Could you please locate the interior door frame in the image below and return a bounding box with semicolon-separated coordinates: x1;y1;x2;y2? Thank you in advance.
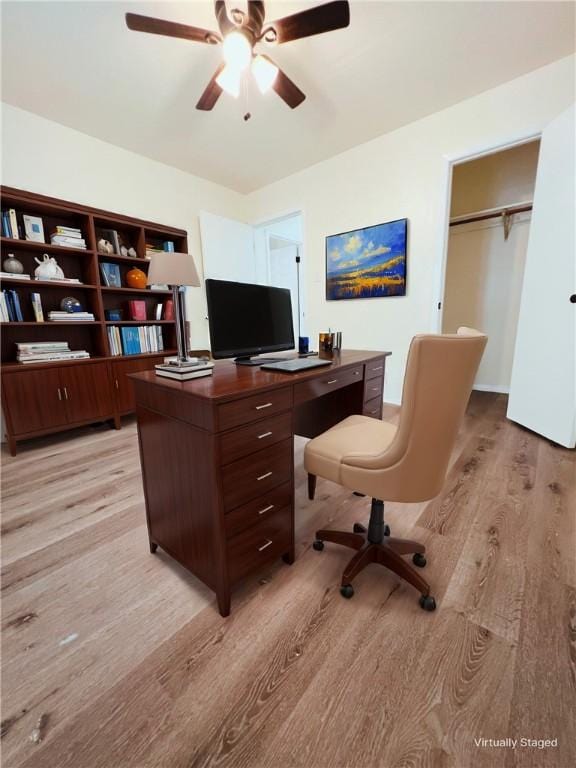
431;130;542;333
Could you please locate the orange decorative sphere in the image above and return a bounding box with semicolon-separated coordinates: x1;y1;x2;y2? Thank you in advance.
126;267;147;289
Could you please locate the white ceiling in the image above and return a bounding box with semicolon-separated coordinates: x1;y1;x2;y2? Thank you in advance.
2;1;574;193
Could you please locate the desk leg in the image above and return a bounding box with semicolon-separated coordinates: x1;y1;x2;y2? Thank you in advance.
217;587;231;618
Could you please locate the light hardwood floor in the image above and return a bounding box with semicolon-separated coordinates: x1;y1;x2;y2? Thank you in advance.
1;393;574;768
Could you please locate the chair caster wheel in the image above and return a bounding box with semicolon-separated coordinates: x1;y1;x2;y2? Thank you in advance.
313;539;324;551
353;523;366;534
412;553;426;568
419;595;436;611
384;524;391;536
340;584;354;599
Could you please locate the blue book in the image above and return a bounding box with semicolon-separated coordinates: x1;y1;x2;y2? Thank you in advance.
100;262;121;288
133;327;141;354
163;241;175;252
2;212;11;238
3;290;15;321
120;327;129;355
10;290;23;321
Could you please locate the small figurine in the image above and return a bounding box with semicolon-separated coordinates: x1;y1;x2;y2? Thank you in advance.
127;247;137;258
97;238;114;255
120;245;128;257
34;254;65;280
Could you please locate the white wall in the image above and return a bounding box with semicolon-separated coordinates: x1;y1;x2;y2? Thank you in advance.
1;104;248;349
245;55;575;404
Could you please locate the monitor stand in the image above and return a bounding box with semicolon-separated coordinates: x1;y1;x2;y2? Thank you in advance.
234;356;288;366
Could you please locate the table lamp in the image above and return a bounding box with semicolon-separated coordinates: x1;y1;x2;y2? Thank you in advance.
146;252;201;366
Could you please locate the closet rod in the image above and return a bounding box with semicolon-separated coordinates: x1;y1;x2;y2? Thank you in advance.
450;202;533;228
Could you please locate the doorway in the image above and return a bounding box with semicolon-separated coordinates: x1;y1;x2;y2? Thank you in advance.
254;212;305;343
441;141;540;393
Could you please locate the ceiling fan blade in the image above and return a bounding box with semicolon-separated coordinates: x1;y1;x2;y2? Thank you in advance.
266;1;350;44
264;58;306;109
126;13;220;44
196;64;225;111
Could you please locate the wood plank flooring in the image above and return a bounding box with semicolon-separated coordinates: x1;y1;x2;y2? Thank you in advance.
1;393;574;768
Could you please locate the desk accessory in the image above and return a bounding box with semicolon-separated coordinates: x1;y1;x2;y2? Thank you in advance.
3;254;24;274
147;251;201;372
126;266;147;289
34;254;64;280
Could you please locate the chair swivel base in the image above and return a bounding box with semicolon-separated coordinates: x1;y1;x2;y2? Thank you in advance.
313;527;436;611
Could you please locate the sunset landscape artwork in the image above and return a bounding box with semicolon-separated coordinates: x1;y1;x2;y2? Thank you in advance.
326;219;407;300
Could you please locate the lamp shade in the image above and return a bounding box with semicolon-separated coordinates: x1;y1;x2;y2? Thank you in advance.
146;252;201;287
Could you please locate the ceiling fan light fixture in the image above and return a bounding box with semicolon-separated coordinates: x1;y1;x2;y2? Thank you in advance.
216;63;243;98
222;30;252;71
252;55;278;94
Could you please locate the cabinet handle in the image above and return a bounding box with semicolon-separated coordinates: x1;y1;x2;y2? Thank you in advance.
258;504;274;515
258;539;273;552
57;388;62;401
371;365;383;372
371;386;380;392
257;431;273;439
327;379;338;385
114;379;119;390
63;387;69;400
353;371;360;375
257;471;273;481
255;402;272;410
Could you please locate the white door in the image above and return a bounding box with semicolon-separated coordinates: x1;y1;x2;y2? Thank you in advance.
507;105;576;448
199;212;255;282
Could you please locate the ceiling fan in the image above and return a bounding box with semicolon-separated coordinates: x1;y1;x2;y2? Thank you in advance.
126;1;350;112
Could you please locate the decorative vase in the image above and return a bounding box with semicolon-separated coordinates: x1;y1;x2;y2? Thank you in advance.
34;254;65;280
3;253;24;274
126;266;147;289
60;297;83;313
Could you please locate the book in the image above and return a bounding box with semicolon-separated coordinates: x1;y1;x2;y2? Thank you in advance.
8;209;19;239
163;241;175;252
17;341;69;351
51;226;82;236
128;300;146;321
1;272;31;280
50;235;86;248
159;358;213;373
17;351;90;364
100;262;121;287
9;290;23;321
23;214;45;243
154;303;163;320
2;212;11;238
31;293;44;322
34;276;81;284
0;292;10;322
163;300;174;321
154;367;213;381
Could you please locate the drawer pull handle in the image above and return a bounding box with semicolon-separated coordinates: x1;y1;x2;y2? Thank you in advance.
371;365;383;371
255;402;273;410
257;431;273;439
258;504;274;515
372;387;379;392
63;387;69;400
327;379;338;385
258;539;273;552
57;388;62;401
257;471;273;481
354;371;360;376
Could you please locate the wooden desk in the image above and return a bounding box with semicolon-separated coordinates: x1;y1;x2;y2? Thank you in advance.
131;349;391;616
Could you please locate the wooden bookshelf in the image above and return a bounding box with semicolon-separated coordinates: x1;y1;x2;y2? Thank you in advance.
1;186;190;454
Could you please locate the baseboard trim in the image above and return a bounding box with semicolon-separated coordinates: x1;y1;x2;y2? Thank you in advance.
473;384;510;394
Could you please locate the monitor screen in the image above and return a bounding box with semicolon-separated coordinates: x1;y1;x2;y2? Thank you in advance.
206;279;295;359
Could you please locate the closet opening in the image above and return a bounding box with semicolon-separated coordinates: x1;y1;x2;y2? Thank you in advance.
441;140;541;394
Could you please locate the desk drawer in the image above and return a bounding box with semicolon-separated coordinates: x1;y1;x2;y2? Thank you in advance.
219;412;292;465
225;481;292;538
363;396;383;419
217;387;292;431
365;359;386;381
364;375;384;403
294;365;363;405
228;505;292;583
222;439;292;511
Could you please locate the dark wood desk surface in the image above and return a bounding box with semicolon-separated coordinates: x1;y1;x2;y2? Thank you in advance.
131;349;391;616
131;349;391;403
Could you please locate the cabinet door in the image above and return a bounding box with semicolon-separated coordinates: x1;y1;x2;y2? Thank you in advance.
112;357;164;414
61;363;113;424
2;369;68;435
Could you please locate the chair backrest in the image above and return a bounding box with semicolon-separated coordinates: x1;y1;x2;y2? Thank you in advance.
344;328;487;502
391;327;487;499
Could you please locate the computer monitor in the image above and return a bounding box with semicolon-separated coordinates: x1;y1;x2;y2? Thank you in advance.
206;279;295;365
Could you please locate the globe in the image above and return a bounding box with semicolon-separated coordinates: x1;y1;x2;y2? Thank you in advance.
60;297;83;313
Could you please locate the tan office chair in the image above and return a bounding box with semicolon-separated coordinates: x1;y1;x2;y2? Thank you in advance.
305;327;487;611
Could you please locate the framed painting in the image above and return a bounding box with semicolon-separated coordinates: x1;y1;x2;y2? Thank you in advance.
326;218;407;300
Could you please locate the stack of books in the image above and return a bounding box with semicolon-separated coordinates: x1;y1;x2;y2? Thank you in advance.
0;271;30;280
108;325;165;356
155;358;214;381
50;226;87;249
16;342;90;364
48;310;95;322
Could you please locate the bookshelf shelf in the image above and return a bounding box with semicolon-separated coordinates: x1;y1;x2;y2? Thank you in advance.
105;320;175;325
1;237;94;257
1;186;189;454
100;286;171;295
0;278;98;289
